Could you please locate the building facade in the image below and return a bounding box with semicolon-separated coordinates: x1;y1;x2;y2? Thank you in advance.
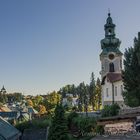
100;13;124;107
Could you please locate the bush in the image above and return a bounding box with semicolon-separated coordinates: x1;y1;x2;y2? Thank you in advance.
95;125;104;135
67;112;96;135
15;117;52;132
101;103;120;117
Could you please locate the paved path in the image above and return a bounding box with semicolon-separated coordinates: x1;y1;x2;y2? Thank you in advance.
91;135;140;140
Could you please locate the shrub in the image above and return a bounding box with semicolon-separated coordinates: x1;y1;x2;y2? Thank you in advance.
67;112;96;135
101;103;120;117
95;125;104;135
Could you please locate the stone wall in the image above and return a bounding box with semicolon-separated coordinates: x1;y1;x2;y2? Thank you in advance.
119;106;140;115
104;121;133;135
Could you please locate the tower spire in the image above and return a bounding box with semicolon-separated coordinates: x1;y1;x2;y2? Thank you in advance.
100;12;122;52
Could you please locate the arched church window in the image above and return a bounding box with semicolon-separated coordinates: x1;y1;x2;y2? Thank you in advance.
109;63;115;72
108;29;112;35
109;29;112;33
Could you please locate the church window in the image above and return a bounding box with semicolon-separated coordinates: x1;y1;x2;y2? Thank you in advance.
106;88;109;97
109;29;112;33
115;86;117;96
109;63;115;72
108;29;112;35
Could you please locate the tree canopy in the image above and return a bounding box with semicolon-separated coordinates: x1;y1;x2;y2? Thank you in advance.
123;32;140;107
48;104;69;140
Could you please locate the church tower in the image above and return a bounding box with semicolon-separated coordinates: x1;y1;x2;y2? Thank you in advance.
100;13;124;107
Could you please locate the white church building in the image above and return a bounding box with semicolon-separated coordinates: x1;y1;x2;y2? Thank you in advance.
100;13;124;107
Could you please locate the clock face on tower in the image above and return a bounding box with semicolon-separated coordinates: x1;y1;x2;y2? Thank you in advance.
108;53;115;60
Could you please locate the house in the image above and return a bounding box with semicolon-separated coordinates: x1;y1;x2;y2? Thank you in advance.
0;111;18;120
62;94;78;107
0;105;11;112
0;117;21;140
17;112;30;122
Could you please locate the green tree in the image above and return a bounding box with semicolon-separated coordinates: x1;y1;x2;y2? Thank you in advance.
83;84;89;115
48;104;69;140
27;99;33;107
123;32;140;107
59;84;77;98
77;82;85;112
95;78;102;110
0;92;5;103
7;93;23;103
89;72;96;110
47;91;61;106
101;103;120;117
32;95;43;106
39;105;47;115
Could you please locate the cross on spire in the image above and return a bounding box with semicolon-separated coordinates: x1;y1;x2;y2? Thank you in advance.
108;8;111;16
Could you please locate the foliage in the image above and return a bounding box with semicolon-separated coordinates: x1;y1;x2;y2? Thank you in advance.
89;72;96;110
101;103;120;117
0;93;7;103
27;99;34;107
58;73;101;113
95;78;102;110
39;105;47;115
32;95;43;106
67;112;79;127
73;117;96;134
123;32;140;107
77;82;89;112
46;91;61;107
95;125;104;135
48;104;70;140
67;112;96;136
59;84;77;98
16;117;52;132
0;92;23;104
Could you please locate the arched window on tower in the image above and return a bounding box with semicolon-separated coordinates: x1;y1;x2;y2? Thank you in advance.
109;63;115;72
108;29;112;35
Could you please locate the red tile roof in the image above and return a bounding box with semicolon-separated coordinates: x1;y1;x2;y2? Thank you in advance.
101;72;122;85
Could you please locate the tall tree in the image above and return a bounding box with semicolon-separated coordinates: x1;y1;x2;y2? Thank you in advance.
123;32;140;107
48;104;69;140
89;72;96;110
95;78;102;110
77;82;86;112
83;84;89;115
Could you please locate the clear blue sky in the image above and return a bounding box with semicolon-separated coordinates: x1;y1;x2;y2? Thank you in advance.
0;0;140;95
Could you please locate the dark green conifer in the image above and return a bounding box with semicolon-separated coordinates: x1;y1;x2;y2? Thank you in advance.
89;72;96;110
123;32;140;107
48;104;69;140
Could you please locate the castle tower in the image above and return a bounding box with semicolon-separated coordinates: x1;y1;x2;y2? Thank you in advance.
100;13;124;107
